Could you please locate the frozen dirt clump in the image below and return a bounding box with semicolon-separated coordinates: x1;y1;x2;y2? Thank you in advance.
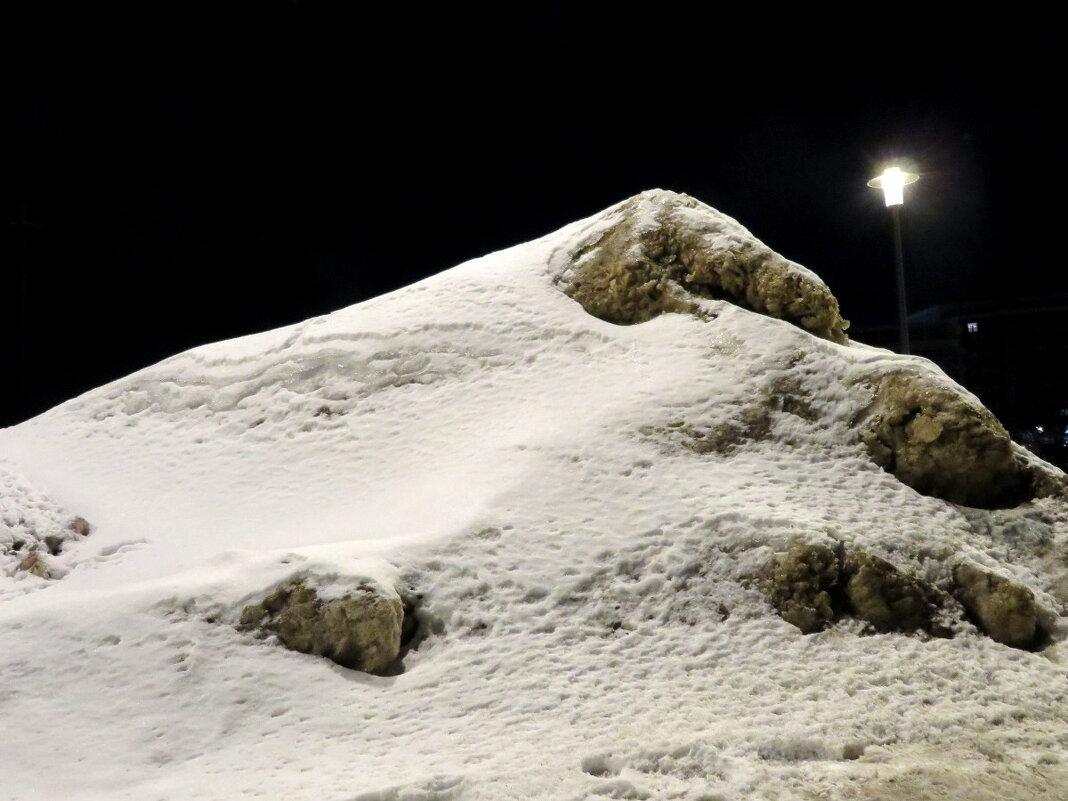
769;545;952;637
841;551;951;637
853;368;1046;508
240;580;404;674
769;544;1047;648
16;548;52;578
558;189;849;343
952;563;1038;649
768;544;840;634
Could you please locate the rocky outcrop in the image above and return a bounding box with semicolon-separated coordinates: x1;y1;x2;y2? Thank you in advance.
240;581;404;674
854;369;1039;508
952;563;1037;649
559;190;849;343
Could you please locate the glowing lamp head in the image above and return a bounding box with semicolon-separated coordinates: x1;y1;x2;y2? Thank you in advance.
868;166;919;206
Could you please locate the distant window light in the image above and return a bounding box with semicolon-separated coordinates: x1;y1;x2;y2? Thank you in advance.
966;322;979;333
1061;409;1068;417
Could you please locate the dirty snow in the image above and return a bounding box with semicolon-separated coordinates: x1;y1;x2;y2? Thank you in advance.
1;190;1067;800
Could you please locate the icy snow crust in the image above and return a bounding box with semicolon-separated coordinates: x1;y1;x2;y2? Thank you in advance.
2;190;1068;799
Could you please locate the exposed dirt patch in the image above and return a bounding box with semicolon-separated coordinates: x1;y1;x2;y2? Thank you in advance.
559;191;849;343
765;543;1046;649
853;369;1048;508
240;581;404;674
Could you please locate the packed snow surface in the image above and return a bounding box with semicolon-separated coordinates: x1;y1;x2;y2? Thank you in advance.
2;190;1068;800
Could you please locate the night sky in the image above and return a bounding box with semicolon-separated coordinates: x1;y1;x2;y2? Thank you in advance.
3;5;1063;426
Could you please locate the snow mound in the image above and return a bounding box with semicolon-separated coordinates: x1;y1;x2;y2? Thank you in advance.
1;190;1067;800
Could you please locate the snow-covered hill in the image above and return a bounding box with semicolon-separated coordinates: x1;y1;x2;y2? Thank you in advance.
2;190;1067;800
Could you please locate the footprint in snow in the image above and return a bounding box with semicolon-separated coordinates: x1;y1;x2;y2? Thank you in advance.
91;539;149;565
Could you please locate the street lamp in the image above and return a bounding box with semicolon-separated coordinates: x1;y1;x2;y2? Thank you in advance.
868;166;919;354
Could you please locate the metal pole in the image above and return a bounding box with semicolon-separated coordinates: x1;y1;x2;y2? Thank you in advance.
891;204;910;354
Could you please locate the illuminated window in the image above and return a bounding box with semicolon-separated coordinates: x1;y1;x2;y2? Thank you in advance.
966;322;978;333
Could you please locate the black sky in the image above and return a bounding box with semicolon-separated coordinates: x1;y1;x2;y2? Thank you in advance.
3;5;1063;426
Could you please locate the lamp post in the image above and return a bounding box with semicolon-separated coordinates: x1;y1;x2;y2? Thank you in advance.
868;166;919;354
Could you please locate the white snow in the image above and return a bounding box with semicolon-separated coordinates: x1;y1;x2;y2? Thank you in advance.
1;190;1067;800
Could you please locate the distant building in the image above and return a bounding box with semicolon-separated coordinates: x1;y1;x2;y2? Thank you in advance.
851;295;1068;470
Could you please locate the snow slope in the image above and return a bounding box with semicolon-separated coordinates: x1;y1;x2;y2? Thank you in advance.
2;190;1067;800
